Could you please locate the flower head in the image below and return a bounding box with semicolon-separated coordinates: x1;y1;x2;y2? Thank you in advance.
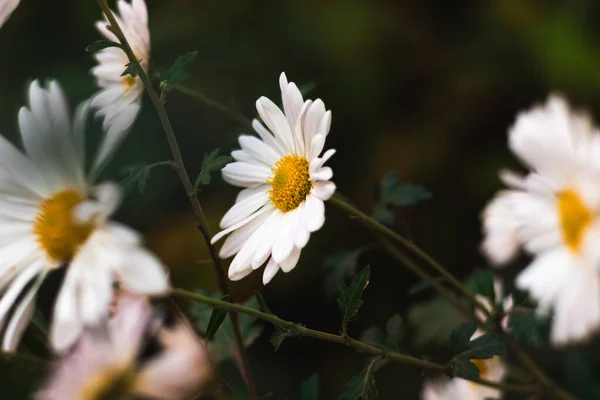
0;80;169;353
38;293;213;400
481;95;600;345
212;72;336;284
0;0;19;28
91;0;150;167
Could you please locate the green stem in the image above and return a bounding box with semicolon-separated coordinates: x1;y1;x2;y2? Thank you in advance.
96;2;258;399
329;195;491;318
172;84;253;129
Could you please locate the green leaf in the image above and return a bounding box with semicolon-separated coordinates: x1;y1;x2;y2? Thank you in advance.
408;295;464;346
373;172;431;226
121;62;138;78
448;322;508;380
299;374;319;400
86;39;122;52
508;309;549;348
255;291;274;315
337;266;370;333
466;269;496;305
195;148;232;187
189;291;263;362
270;328;288;351
159;51;198;86
372;206;395;226
205;295;230;341
407;277;445;296
323;246;370;297
360;314;404;351
338;367;378;400
120;162;171;193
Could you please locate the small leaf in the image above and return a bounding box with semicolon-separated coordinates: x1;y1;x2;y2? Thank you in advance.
373;172;430;226
338;367;378;400
271;329;288;351
323;246;370;297
205;295;229;341
360;327;384;348
448;322;508;380
159;51;198;86
407;277;445;296
120;162;171;193
86;39;122;52
383;314;404;349
255;291;274;315
387;183;431;207
372;206;395;227
466;270;496;305
337;266;370;333
299;374;319;400
195;148;232;187
508;309;549;348
121;62;139;78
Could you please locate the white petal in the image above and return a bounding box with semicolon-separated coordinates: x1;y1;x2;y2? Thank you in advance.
271;214;295;263
116;248;170;295
262;258;280;285
212;205;273;244
0;0;20;27
50;266;84;352
252;119;286;156
280;247;301;273
219;210;272;259
303;100;326;153
256;97;295;153
221;162;271;186
238;135;280;166
279;72;304;130
312;181;336;200
304;195;325;232
220;189;269;229
2;272;43;352
0;264;40;328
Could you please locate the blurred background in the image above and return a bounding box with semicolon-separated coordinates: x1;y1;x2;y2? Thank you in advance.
3;0;600;398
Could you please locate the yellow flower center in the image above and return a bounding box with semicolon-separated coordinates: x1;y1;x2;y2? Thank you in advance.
34;189;95;263
471;358;488;377
267;155;312;213
79;365;136;400
557;190;592;253
122;75;137;92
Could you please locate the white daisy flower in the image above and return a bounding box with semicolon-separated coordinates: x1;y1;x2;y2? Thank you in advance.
0;0;19;28
481;95;600;345
91;0;150;168
0;80;169;353
212;72;336;284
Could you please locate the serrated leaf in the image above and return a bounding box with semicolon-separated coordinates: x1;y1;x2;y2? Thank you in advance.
189;291;264;362
121;62;138;78
407;277;445;296
159;51;198;86
120;162;171;193
338;367;378;400
448;322;508;379
299;374;319;400
373;172;430;226
206;295;229;341
466;270;496;305
508;309;549;348
86;39;122;52
323;247;369;297
195;148;232;187
337;266;370;333
255;291;273;315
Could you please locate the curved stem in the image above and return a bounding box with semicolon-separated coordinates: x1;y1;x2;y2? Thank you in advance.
96;2;258;399
329;195;491;318
172;84;253;129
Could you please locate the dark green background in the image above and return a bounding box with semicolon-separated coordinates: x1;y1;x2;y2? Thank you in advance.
2;0;600;399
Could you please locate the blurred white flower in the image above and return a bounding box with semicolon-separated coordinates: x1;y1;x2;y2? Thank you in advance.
213;72;336;284
422;348;505;400
481;95;600;345
0;0;19;28
0;80;168;353
38;293;213;400
91;0;150;168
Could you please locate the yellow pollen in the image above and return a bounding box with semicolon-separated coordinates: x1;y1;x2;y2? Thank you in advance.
267;155;312;212
79;365;136;400
557;190;592;253
34;189;95;263
122;75;137;92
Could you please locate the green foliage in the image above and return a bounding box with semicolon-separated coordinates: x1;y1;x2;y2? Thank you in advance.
409;295;464;346
338;365;378;400
322;246;371;297
507;290;549;347
121;62;138;78
448;322;508;380
120;162;172;193
298;374;320;400
407;277;445;296
361;314;405;351
337;266;370;334
85;39;122;52
466;269;496;305
373;172;431;226
159;51;198;87
205;295;230;341
190;291;263;362
195;148;232;187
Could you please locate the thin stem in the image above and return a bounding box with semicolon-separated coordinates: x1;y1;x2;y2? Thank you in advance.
96;2;258;399
172;288;544;395
172;84;253;129
329;195;491;318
